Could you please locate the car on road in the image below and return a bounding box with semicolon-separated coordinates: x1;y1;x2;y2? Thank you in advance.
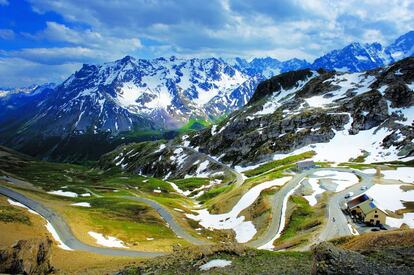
371;228;380;232
344;192;354;199
360;185;368;191
379;224;387;230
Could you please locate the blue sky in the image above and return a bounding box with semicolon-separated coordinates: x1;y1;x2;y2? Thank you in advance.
1;0;414;87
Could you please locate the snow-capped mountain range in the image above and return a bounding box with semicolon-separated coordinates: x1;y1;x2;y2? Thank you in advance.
108;57;414;180
0;31;413;160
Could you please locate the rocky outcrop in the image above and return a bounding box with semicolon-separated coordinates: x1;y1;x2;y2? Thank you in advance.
312;242;412;275
248;69;314;104
0;238;54;275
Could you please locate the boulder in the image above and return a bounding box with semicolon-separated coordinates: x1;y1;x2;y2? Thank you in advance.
0;237;54;275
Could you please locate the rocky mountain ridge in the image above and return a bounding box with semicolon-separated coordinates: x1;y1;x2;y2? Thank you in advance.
101;58;414;178
1;32;414;161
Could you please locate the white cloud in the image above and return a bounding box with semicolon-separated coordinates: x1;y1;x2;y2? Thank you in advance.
0;57;80;87
2;47;96;65
0;29;14;40
1;0;413;86
27;0;414;60
0;0;9;6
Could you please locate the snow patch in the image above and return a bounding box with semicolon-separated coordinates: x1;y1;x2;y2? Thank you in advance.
47;190;78;198
199;259;232;271
71;202;91;207
88;231;128;248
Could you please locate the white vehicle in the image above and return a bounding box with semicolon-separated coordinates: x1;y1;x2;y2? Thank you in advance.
344;192;354;199
360;185;368;191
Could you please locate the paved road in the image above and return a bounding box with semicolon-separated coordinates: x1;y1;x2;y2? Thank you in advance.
178;146;245;187
247;169;315;248
248;168;375;249
316;169;375;243
0;185;201;257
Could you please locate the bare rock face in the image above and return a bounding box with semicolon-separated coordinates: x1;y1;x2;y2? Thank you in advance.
0;238;54;275
311;242;412;275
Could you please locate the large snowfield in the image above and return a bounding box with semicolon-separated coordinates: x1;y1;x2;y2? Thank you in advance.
365;184;414;228
272;120;412;164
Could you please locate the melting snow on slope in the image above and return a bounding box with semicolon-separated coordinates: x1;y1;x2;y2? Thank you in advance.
303;178;325;206
194;160;210;178
88;231;128;248
7;199;39;215
71;202;91;207
365;184;414;212
186;177;291;243
255;75;316;116
381;167;414;183
47;190;78;197
168;181;191;196
272;116;413;164
305;72;375;108
365;184;414;228
199;259;232;271
362;167;414;184
303;170;359;206
386;213;414;228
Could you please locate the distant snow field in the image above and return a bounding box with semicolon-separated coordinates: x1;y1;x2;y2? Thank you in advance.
71;202;91;207
186;177;291;243
88;231;128;248
199;259;232;271
47;190;78;197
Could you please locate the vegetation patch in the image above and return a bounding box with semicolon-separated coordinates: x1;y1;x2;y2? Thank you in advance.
244;151;316;177
120;244;312;275
245;165;290;186
178;118;211;133
198;185;232;203
349;150;369;163
171;178;211;191
0;205;31;225
274;195;325;249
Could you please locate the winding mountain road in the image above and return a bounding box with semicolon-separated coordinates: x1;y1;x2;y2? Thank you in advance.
247;170;313;248
248;168;376;249
122;195;208;245
0;164;380;256
0;185;208;257
316;169;374;242
178;145;245;187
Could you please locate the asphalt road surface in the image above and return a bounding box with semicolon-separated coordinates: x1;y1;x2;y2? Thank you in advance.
248;168;376;248
0;185;184;257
